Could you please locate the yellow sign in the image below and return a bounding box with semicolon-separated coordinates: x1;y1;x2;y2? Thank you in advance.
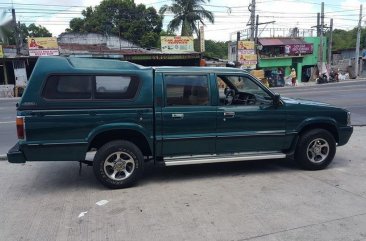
238;41;255;50
0;45;3;58
28;37;59;56
239;53;257;69
161;36;194;53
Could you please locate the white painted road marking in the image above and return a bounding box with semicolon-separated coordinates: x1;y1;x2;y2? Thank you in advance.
0;121;15;124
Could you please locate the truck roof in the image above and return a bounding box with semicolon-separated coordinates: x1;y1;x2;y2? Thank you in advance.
35;56;247;74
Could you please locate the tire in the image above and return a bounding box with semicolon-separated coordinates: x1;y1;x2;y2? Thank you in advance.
93;140;144;189
295;129;336;170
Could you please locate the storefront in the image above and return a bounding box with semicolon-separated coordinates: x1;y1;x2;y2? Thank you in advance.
257;37;327;84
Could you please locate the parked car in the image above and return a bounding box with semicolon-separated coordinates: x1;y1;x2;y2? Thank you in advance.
7;57;353;188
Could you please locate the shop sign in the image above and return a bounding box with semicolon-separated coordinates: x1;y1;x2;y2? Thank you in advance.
28;37;59;56
285;44;313;55
0;45;3;58
161;36;194;53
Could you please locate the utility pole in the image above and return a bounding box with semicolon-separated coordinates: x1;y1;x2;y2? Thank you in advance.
355;4;362;78
319;2;324;74
328;18;333;65
317;13;320;37
254;15;259;47
236;31;240;65
249;0;256;41
12;8;20;56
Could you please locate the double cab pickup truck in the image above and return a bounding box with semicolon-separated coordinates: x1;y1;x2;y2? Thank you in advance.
7;57;353;188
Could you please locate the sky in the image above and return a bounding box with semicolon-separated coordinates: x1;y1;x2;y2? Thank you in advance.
0;0;364;41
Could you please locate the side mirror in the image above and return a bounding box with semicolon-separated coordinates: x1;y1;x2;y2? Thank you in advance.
273;93;281;106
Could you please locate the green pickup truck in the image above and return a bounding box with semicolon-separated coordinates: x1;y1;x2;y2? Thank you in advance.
7;57;353;188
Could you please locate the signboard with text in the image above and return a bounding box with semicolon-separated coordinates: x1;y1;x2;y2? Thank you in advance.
237;40;257;69
28;37;59;56
161;36;194;53
285;44;313;55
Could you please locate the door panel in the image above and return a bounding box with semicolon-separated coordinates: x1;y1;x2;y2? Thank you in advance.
162;107;216;156
215;74;286;153
161;74;216;157
216;105;286;153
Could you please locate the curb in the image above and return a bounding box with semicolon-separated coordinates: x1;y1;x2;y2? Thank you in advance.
0;154;7;161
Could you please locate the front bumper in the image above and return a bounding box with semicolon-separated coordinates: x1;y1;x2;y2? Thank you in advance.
7;143;27;163
338;126;353;146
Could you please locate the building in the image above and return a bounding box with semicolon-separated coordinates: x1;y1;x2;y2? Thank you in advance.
228;37;328;83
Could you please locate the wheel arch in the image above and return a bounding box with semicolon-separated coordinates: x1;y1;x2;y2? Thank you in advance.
297;121;339;143
87;125;153;156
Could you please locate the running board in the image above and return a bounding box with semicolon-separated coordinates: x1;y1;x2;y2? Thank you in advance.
164;152;286;166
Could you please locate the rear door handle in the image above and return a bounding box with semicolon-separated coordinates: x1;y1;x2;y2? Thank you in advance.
224;112;235;118
172;113;184;119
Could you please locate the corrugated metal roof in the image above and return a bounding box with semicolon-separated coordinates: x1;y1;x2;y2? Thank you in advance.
258;38;308;46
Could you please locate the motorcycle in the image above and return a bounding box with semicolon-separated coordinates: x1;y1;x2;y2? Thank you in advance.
328;69;339;82
316;73;328;84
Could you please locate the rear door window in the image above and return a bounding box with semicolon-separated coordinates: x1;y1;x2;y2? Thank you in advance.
165;75;209;106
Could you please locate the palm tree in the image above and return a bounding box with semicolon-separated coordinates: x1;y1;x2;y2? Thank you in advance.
159;0;214;36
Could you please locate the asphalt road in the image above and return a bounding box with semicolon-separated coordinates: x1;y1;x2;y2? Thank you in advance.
0;99;17;154
275;80;366;126
0;127;365;241
0;80;365;154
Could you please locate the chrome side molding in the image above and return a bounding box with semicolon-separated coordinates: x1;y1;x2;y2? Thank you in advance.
164;152;286;166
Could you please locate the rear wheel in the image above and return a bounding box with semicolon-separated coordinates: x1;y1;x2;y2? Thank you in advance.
295;129;336;170
93;140;144;189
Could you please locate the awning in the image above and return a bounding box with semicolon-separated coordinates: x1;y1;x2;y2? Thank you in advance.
258;38;308;46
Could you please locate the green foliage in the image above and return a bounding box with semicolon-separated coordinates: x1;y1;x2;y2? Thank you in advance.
0;23;51;45
140;32;159;48
193;39;228;59
67;0;162;47
26;24;52;37
331;28;366;51
204;40;228;59
159;0;214;36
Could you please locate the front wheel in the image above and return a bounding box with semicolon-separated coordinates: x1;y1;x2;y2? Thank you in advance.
295;129;336;170
93;140;144;189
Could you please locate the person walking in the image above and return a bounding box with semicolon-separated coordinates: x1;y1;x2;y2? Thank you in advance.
291;68;297;86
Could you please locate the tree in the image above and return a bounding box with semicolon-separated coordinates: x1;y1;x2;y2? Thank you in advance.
66;0;162;47
159;0;214;36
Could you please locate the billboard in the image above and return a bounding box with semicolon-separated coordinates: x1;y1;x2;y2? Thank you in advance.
28;37;59;56
238;41;255;50
237;40;257;69
161;36;194;53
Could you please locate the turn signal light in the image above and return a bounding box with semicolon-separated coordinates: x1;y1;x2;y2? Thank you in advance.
16;116;25;140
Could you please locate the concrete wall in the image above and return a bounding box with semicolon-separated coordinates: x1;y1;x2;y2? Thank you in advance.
58;33;138;49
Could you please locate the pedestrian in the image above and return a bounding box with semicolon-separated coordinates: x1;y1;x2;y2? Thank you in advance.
291;68;297;86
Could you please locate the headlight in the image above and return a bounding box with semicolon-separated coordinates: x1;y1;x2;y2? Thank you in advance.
347;112;351;126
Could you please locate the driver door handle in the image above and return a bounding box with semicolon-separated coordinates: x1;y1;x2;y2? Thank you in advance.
224;112;235;118
172;113;184;119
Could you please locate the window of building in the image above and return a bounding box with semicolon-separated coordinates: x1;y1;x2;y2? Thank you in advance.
165;75;209;106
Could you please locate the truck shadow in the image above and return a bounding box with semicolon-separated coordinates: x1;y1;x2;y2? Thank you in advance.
26;157;346;192
140;158;299;185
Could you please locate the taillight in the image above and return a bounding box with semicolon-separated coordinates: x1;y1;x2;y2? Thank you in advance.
16;116;25;140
